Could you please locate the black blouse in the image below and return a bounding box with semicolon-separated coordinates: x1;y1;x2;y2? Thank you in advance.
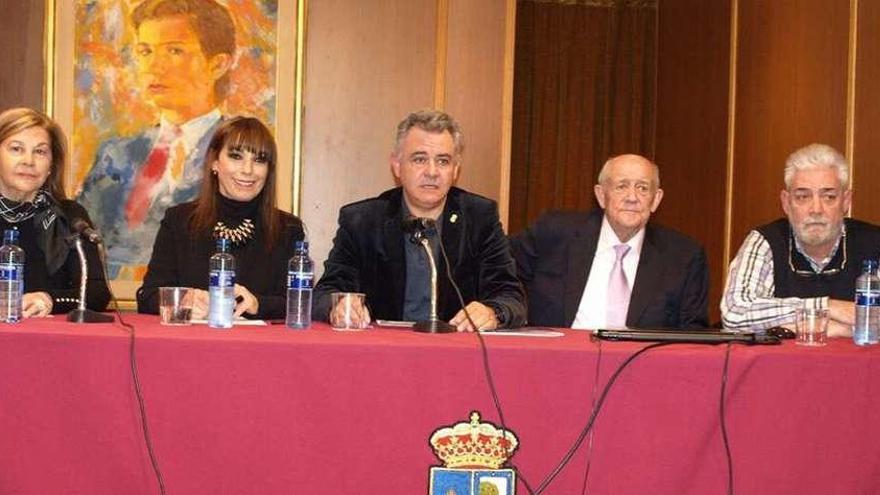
0;200;111;313
136;198;306;319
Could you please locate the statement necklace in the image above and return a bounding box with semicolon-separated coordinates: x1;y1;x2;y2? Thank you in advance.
213;218;255;246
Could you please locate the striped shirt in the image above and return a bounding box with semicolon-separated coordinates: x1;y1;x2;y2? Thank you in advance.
720;230;834;330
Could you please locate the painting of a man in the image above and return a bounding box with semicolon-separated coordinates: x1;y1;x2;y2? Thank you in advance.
75;0;276;282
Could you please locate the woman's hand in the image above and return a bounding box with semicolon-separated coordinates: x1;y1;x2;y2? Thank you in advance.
22;292;53;318
233;284;259;317
190;289;210;320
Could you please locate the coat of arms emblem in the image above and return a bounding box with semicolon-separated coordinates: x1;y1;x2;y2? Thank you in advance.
428;411;519;495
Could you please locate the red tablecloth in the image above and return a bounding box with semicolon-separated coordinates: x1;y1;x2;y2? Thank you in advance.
0;315;878;494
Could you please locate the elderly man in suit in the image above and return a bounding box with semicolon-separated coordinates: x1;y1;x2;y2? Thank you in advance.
512;154;709;329
77;0;234;277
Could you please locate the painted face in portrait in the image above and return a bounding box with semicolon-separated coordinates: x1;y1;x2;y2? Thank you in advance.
134;15;231;122
0;126;53;202
390;128;461;218
781;166;851;251
594;154;663;242
212;143;269;202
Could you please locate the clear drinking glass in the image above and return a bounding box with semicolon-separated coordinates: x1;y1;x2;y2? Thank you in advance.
795;307;828;346
159;287;194;326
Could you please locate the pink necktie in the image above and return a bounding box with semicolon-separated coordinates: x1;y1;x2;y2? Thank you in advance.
606;244;631;328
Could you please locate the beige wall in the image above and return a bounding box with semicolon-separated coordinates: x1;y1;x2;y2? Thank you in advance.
300;0;516;274
300;0;436;274
444;0;514;205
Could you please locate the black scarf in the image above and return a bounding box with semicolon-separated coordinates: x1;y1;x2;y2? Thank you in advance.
0;190;71;274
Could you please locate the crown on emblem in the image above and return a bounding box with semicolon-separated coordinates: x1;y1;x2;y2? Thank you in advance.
429;411;519;469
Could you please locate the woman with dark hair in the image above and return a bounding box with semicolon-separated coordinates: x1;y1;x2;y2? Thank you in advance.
137;116;305;319
0;107;110;317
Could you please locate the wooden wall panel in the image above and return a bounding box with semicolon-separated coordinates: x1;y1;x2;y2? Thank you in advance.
445;0;509;206
300;0;437;273
731;0;850;252
0;0;46;111
302;0;514;272
654;0;730;324
853;1;880;223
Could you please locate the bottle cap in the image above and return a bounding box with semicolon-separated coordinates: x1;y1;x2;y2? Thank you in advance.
3;229;19;243
863;259;878;271
295;240;308;251
216;238;230;251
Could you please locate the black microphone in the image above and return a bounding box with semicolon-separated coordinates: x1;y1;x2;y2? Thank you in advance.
71;218;103;244
400;215;454;333
401;216;437;243
66;218;114;323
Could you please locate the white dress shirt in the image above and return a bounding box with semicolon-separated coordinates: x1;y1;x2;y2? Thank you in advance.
571;216;645;330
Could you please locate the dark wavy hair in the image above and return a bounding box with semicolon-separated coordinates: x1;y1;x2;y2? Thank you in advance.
0;107;68;201
190;116;283;248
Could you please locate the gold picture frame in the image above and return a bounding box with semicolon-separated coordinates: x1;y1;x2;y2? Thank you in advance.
45;0;304;304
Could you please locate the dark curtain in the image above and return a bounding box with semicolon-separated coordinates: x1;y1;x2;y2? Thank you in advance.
509;0;657;234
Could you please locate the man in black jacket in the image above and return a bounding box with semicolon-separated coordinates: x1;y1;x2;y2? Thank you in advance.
313;110;526;331
512;154;709;330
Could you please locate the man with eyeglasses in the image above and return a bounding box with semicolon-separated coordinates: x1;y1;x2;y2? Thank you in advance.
512;154;709;329
721;143;880;336
313;110;526;331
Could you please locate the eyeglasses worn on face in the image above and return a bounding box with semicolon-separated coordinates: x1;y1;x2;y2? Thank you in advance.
788;232;846;277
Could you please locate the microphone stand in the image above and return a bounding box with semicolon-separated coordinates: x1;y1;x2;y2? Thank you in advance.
67;235;113;323
413;234;455;334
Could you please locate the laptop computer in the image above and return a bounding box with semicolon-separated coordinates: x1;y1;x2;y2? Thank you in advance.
594;328;781;345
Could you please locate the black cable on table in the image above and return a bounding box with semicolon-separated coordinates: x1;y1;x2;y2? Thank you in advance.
534;341;677;494
97;244;167;495
438;239;537;495
720;342;734;495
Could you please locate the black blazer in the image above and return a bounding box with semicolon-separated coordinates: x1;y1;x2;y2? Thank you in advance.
313;187;526;327
512;209;709;329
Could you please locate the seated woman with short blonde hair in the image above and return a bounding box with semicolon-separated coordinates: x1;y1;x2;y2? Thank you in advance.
0;107;110;317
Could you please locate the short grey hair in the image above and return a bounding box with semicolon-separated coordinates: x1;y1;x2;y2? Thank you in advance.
783;143;849;189
596;154;661;187
393;110;464;158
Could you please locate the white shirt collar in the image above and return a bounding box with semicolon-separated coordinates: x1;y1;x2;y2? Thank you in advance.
158;109;222;152
598;215;646;255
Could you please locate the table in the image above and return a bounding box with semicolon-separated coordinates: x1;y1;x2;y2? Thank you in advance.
0;315;878;494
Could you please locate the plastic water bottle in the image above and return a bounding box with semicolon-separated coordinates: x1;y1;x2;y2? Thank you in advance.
0;229;24;323
286;240;313;329
854;259;880;346
208;238;235;329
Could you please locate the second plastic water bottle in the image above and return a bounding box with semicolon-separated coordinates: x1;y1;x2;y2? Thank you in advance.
286;240;313;329
208;238;236;329
0;229;24;323
854;259;880;346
